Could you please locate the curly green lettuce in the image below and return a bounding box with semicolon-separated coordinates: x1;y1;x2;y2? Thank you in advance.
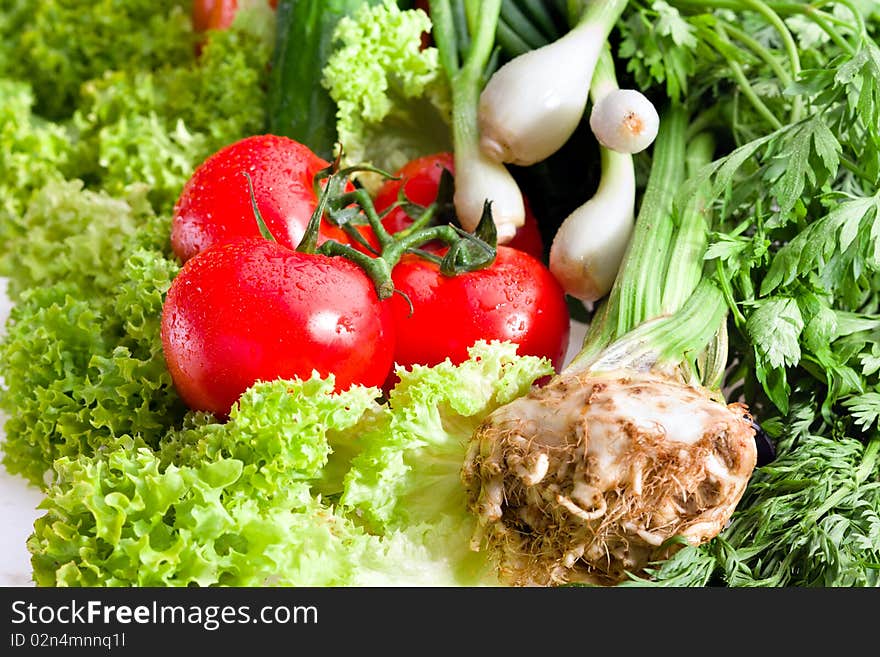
67;20;274;213
342;342;554;529
0;0;194;120
0;182;182;487
0;2;274;239
2;182;158;299
340;342;555;583
28;345;550;586
0;80;73;252
30;378;382;587
322;0;452;186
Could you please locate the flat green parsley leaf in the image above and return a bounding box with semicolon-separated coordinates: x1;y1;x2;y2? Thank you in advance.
747;296;805;370
761;191;880;295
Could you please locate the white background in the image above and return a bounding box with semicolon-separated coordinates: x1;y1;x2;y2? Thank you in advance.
0;278;46;586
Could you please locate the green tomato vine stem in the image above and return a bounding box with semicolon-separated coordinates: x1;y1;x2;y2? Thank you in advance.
301;167;497;300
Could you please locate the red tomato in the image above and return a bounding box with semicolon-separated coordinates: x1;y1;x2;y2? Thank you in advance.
161;237;395;416
374;152;455;234
389;246;571;373
373;152;545;260
192;0;218;32
193;0;277;32
171;134;353;263
505;201;545;260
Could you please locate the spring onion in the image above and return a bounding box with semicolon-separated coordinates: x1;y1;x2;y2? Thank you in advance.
429;0;525;240
548;47;636;303
589;88;659;155
477;0;629;166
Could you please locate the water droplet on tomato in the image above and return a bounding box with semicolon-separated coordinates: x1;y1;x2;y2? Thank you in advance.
505;313;528;336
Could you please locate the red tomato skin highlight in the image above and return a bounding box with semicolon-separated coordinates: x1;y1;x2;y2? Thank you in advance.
390;246;571;372
193;0;278;32
374;152;545;260
161;238;394;416
171;134;351;262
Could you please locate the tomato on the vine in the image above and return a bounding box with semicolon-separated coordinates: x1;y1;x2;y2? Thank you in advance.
389;245;571;373
171;134;353;263
373;152;546;261
165;132;568;415
161;237;395;417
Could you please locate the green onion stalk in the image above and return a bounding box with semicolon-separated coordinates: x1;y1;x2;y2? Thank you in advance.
429;0;527;242
461;105;760;586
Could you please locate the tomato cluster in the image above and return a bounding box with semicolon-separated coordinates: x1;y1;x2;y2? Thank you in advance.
162;135;570;416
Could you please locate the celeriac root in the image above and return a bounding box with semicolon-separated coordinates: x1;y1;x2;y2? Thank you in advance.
462;370;757;586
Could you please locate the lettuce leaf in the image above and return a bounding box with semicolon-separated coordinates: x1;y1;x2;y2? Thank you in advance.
30;378;382;587
340;341;554;584
0;1;195;120
30;446;379;587
2;181;161;299
0;181;183;486
0;80;73;253
66;20;273;213
29;344;550;586
0;3;276;486
322;0;452;188
342;341;554;529
0;3;274;236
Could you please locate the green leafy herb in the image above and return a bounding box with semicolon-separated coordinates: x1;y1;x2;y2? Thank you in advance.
615;0;880;586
